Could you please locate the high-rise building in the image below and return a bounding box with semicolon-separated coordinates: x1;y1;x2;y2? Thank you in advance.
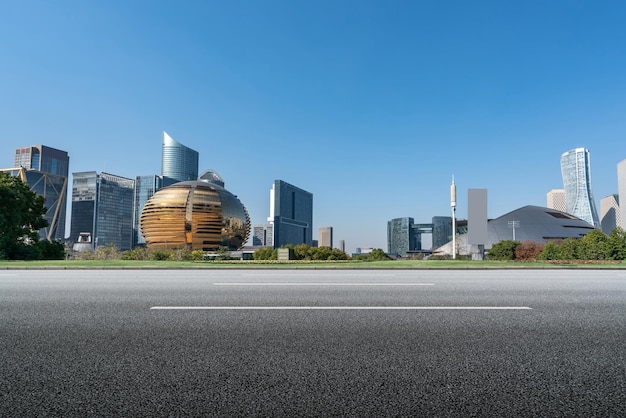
161;131;199;182
387;217;419;257
600;194;620;235
618;159;626;231
252;224;274;247
546;189;567;212
133;175;177;246
70;172;135;250
3;145;70;241
268;180;313;248
318;226;333;248
560;148;600;227
431;216;452;249
339;240;345;253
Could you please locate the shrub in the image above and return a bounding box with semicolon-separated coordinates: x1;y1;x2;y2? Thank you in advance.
486;240;519;260
514;241;545;261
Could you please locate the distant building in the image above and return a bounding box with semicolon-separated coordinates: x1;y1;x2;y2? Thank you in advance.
600;194;620;235
268;180;313;248
252;224;274;247
140;172;250;251
387;217;419;257
560;148;600;227
618;159;626;231
70;171;135;251
546;189;567;212
339;240;345;253
133;175;177;246
161;131;199;182
3;145;69;241
431;216;452;249
433;205;596;257
318;226;333;248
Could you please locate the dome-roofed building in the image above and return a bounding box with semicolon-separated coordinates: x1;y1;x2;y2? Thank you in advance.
434;205;596;256
140;170;250;251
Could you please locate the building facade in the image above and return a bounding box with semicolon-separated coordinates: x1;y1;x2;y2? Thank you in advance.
560;148;600;228
600;194;620;235
431;216;452;249
387;217;418;257
70;172;135;250
268;180;313;248
161;131;199;182
252;224;274;247
546;189;567;212
5;145;70;241
318;226;333;248
133;175;177;246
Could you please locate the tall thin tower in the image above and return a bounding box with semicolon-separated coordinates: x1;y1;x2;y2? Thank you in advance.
161;131;199;182
560;148;599;227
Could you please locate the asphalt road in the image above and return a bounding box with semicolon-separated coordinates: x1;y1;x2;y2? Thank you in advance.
1;269;625;417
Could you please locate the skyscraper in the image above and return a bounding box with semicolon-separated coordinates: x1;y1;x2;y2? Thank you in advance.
600;194;620;235
161;131;199;182
252;224;274;247
546;189;567;212
560;148;600;227
70;172;135;250
4;145;69;241
387;217;419;258
431;216;452;249
268;180;313;248
318;226;333;248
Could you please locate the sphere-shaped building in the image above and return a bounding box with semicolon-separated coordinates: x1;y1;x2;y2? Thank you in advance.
140;170;250;251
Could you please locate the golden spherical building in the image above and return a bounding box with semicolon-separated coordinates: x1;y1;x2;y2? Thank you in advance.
140;170;250;251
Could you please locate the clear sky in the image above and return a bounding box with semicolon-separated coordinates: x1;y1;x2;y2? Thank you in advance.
2;0;626;253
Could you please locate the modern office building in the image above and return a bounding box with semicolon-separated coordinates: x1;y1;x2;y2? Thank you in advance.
618;159;626;231
133;175;177;246
431;216;452;249
268;180;313;248
318;226;333;248
546;189;567;212
252;224;274;247
339;240;345;253
140;171;250;251
161;131;199;183
70;172;135;250
560;148;600;228
600;194;620;235
387;217;419;257
3;145;69;241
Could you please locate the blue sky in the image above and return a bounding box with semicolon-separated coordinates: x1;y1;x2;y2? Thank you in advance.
2;0;626;253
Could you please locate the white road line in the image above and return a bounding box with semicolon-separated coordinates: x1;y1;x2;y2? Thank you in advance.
213;283;435;286
150;306;532;310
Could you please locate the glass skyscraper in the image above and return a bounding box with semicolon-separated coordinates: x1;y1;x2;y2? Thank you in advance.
268;180;313;248
70;171;135;250
161;131;199;182
5;145;70;241
560;148;600;227
387;217;419;257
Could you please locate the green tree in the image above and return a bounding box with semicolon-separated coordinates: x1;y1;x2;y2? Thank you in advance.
253;247;277;260
605;227;626;260
537;242;562;260
0;172;48;259
486;240;519;260
579;229;608;260
558;238;581;260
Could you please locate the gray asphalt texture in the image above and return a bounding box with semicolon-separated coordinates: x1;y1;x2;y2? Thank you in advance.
1;269;625;417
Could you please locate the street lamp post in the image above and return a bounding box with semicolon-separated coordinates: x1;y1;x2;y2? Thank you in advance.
508;220;520;240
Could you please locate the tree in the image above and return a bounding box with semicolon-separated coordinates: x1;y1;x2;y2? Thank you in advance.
514;241;545;261
0;172;48;259
486;240;519;260
605;227;626;260
579;229;608;260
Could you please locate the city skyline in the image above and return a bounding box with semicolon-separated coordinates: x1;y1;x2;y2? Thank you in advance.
3;1;626;253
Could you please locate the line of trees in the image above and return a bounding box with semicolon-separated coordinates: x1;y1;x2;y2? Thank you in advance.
487;228;626;261
253;244;349;261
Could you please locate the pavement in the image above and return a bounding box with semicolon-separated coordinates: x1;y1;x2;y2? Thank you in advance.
1;269;625;417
